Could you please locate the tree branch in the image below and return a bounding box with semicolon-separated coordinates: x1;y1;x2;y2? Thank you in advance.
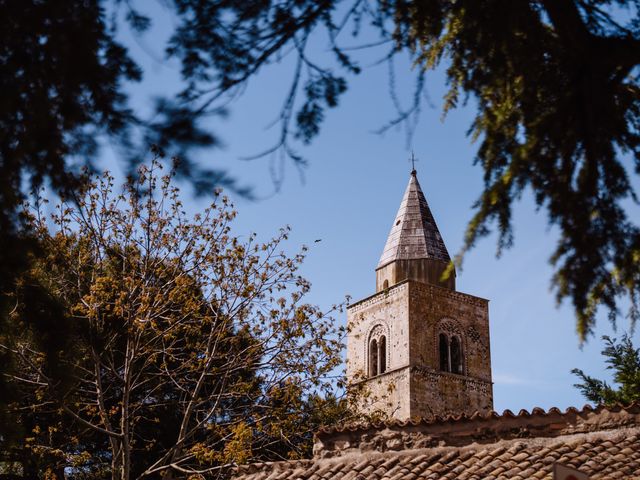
540;0;640;69
540;0;591;48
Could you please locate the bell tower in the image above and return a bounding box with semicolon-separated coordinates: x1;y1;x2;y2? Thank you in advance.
346;169;493;419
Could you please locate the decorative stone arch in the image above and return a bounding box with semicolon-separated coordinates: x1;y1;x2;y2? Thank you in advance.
436;318;466;375
437;318;464;337
365;321;390;377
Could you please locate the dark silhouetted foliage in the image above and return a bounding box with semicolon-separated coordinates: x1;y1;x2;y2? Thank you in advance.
2;4;640;409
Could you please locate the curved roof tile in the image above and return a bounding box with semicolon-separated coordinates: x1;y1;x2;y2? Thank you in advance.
234;403;640;479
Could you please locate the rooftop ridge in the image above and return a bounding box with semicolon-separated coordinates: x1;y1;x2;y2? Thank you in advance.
233;403;640;479
377;171;451;268
312;402;640;459
317;401;640;435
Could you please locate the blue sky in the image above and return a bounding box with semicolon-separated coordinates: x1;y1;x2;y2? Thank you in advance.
100;3;639;413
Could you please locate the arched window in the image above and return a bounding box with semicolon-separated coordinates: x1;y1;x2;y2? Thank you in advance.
368;325;389;377
450;336;463;374
369;338;378;377
439;333;449;372
379;336;387;374
438;330;465;375
382;279;389;289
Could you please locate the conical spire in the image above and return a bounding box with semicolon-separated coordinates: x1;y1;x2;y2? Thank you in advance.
378;171;451;268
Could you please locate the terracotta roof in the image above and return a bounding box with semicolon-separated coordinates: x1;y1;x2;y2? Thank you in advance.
377;170;451;269
234;403;640;479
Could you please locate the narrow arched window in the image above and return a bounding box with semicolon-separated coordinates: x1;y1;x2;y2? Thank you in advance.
379;336;386;374
369;338;378;377
450;336;463;374
439;333;449;372
383;279;389;289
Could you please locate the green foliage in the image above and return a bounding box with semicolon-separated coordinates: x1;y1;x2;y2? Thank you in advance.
572;335;640;405
0;158;350;479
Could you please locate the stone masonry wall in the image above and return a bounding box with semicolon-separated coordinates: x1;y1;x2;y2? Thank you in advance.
347;280;493;420
346;282;410;381
410;368;493;418
347;282;411;419
408;282;491;381
375;258;455;292
353;367;411;419
407;282;493;417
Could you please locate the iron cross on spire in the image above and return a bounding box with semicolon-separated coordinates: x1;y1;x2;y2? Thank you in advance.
409;151;418;175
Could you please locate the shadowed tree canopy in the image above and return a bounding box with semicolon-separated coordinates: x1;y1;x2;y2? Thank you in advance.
2;0;640;349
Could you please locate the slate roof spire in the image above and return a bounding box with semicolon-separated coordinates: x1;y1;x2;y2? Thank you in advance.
377;170;451;268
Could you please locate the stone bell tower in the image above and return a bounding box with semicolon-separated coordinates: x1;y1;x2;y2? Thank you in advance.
346;169;493;420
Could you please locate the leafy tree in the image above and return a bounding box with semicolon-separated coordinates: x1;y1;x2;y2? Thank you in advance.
3;1;640;341
0;1;240;421
0;159;350;479
572;334;640;405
